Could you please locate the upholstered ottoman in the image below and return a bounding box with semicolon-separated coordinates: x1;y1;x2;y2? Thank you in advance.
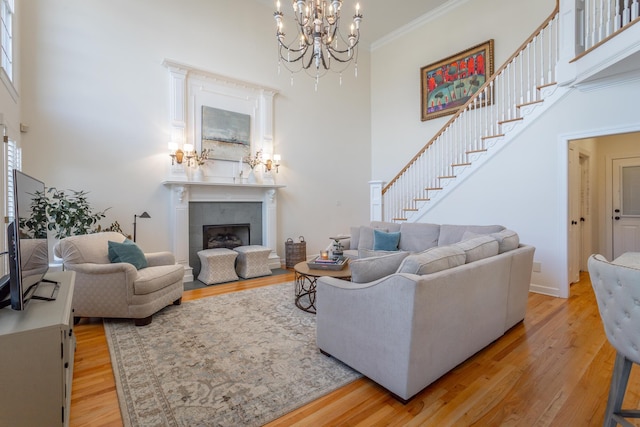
234;245;272;279
197;248;239;285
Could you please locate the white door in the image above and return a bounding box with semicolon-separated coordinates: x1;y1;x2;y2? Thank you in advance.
612;157;640;259
568;146;580;283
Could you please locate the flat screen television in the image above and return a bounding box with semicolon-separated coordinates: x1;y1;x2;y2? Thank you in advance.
0;170;53;310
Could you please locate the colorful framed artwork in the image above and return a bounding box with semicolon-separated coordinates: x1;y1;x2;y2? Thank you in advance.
420;40;494;121
201;106;251;161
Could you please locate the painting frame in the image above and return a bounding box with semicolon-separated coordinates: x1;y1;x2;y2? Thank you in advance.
420;39;494;121
201;106;251;161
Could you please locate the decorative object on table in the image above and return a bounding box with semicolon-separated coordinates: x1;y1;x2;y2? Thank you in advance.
329;235;349;256
307;255;348;271
104;282;361;426
420;39;494;121
273;0;363;89
132;211;150;243
202;105;251;161
285;236;306;268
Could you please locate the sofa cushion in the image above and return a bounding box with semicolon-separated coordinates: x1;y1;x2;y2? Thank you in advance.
462;229;520;254
453;235;499;263
398;223;440;252
357;222;402;251
350;251;410;283
491;229;520;253
358;248;399;258
350;226;361;250
396;245;466;275
134;264;184;295
55;231;126;265
438;224;505;246
108;239;148;270
373;229;401;251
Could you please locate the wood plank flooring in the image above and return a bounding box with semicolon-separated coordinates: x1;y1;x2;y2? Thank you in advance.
69;271;640;426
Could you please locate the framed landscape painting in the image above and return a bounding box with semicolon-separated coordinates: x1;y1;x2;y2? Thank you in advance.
420;40;494;121
201;106;251;161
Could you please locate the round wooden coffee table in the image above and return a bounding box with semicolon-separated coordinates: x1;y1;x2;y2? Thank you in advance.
294;261;351;313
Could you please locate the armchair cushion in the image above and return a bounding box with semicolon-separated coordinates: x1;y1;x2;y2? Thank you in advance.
108;239;148;270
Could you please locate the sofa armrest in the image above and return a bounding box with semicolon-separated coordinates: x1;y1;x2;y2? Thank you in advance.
145;251;176;267
65;262;137;276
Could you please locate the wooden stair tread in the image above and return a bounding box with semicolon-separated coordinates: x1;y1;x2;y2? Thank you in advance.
537;81;557;90
452;162;471;167
498;117;523;125
414;198;430;202
481;134;505;140
392;218;408;222
403;208;418;212
466;149;487;154
517;99;543;108
438;175;456;179
425;187;443;191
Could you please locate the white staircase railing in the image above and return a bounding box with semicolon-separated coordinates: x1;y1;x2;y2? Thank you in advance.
380;7;560;222
583;0;640;50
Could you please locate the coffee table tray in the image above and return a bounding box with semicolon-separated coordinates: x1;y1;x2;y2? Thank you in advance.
307;256;348;270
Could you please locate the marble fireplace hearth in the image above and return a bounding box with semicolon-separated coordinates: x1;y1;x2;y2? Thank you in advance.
163;179;285;282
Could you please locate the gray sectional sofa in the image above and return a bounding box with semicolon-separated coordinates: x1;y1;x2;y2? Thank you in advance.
316;221;535;402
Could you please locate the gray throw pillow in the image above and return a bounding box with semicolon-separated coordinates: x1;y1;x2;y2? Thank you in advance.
453;235;499;263
350;251;410;283
396;245;466;275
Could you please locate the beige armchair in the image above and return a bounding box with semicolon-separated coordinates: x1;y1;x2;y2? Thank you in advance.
54;232;184;326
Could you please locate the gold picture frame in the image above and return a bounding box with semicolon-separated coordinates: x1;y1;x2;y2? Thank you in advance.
420;40;494;121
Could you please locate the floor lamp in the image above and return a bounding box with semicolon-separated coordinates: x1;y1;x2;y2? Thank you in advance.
133;211;151;242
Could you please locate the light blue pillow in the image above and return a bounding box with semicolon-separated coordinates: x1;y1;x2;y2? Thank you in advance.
108;239;148;270
373;229;400;251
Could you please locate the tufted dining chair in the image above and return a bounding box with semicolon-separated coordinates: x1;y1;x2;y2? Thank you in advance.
588;254;640;427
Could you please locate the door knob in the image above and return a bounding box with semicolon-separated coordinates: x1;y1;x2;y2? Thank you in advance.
615;216;621;220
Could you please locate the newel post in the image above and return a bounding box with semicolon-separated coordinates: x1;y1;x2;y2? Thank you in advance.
369;180;383;222
557;0;585;86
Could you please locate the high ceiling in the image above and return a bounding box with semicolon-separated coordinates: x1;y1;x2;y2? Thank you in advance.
257;0;451;48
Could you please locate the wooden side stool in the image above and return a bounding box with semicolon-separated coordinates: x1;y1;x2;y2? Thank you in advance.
197;248;239;285
234;245;272;279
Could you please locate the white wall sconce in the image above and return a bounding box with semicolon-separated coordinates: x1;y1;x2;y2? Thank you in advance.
265;154;281;173
168;142;184;165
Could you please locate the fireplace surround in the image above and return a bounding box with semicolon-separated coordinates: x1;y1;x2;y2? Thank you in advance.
164;179;284;282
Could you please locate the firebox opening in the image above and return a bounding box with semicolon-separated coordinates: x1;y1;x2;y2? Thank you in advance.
202;223;251;250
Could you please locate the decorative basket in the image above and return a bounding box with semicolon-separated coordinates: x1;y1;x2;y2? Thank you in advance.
285;236;306;268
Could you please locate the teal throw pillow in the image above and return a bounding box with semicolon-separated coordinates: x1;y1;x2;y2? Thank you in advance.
108;239;148;270
373;229;401;251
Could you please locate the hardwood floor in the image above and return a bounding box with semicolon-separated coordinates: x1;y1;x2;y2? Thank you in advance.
70;271;640;426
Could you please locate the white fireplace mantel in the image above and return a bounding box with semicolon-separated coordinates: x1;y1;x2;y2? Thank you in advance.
163;179;285;282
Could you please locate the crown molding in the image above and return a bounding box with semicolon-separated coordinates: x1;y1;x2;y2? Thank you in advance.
370;0;472;51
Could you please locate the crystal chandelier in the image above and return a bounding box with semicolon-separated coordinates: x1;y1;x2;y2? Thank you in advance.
274;0;363;87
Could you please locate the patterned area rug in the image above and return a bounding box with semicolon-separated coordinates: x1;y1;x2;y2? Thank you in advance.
104;282;361;427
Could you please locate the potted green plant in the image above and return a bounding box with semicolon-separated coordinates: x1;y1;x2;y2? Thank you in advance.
23;187;109;239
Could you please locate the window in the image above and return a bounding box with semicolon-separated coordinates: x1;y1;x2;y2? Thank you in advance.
0;0;13;82
6;137;20;222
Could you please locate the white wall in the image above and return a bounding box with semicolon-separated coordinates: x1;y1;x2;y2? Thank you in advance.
19;0;371;259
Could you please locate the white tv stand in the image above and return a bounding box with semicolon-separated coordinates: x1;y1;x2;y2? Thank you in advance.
0;271;76;427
